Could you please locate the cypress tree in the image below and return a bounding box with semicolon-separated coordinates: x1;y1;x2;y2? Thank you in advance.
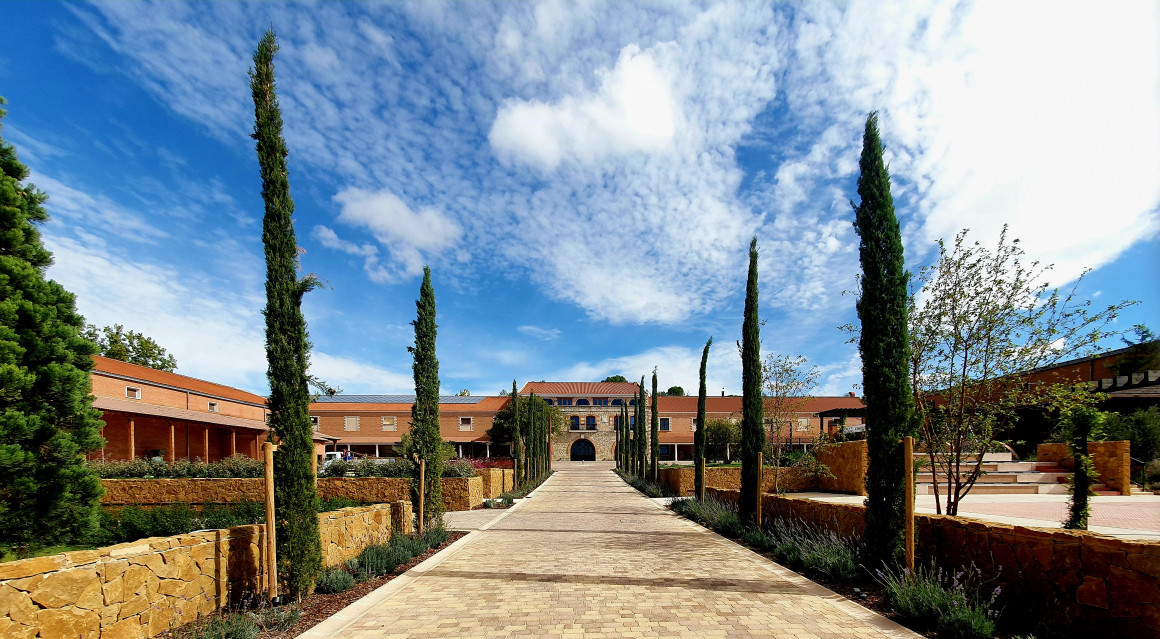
853;112;915;564
620;402;629;470
636;377;647;476
511;380;522;487
405;266;445;525
250;31;320;597
650;369;660;481
529;391;539;479
739;237;765;527
695;337;713;501
0;99;105;553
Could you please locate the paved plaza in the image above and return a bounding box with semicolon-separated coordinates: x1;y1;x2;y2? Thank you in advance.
305;462;917;638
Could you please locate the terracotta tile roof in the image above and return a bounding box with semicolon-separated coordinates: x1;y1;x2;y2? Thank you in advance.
93;397;269;431
656;395;863;413
93;356;267;406
308;396;509;412
520;382;641;396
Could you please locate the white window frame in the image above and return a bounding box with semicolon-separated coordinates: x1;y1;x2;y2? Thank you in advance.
381;416;397;431
458;416;473;431
207;401;219;413
796;417;809;432
344;416;360;432
125;386;141;400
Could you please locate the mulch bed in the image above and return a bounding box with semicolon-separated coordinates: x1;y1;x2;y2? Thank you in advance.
264;530;466;638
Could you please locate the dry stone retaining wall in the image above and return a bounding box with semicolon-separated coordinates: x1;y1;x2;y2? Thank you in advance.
703;489;1160;637
0;504;392;639
478;469;514;499
1038;440;1131;495
658;441;867;497
816;440;867;495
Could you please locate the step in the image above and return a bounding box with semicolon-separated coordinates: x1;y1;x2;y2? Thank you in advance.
1035;464;1068;472
922;483;1039;495
915;452;1012;463
916;472;1070;484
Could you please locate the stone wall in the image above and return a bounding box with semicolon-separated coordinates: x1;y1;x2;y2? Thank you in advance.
702;489;1160;637
0;504;392;639
1038;440;1131;495
658;467;811;496
817;440;868;495
478;469;514;499
101;476;485;510
441;477;483;511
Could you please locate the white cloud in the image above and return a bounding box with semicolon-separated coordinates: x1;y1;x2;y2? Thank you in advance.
552;343;741;397
307;352;414;395
518;325;561;341
329;188;462;281
489;43;680;170
32;173;168;243
311;225;392;283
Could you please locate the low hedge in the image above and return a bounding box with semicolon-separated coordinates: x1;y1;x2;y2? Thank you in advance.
320;458;476;478
87;455;265;479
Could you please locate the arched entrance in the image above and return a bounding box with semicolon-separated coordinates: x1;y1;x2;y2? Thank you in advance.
570;438;596;461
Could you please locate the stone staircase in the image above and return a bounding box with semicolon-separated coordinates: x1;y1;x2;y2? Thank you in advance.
914;452;1118;495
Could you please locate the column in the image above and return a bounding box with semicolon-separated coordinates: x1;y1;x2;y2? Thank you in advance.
203;427;210;462
168;422;176;463
128;418;135;460
230;430;237;457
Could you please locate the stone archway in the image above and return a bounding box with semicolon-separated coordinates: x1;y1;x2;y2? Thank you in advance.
570;438;596;461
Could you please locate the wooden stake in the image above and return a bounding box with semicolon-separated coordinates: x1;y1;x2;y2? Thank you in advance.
262;441;278;601
417;458;426;535
756;451;763;529
904;435;915;573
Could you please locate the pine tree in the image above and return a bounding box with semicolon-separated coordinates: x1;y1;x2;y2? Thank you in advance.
740;237;765;527
0;98;105;553
403;266;446;526
650;369;660;481
695;337;713;500
511;380;522;487
853;112;915;563
250;31;320;597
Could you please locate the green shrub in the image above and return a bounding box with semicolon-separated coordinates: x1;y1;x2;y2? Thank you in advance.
763;518;861;582
252;606;301;631
441;460;477;478
876;563;999;639
501;495;514;507
319;459;352;478
356;544;398;578
86;455;264;479
318;496;361;512
617;471;673;498
314;568;355;594
196;613;258;639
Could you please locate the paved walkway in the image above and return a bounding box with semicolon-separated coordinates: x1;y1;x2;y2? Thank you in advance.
306;462;918;638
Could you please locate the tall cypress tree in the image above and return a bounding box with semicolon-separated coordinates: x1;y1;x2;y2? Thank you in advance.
250;31;320;597
695;337;713;501
405;266;446;525
620;402;629;470
511;380;522;487
636;377;647;476
740;237;765;527
650;369;660;481
529;391;539;479
0;99;105;553
854;112;915;564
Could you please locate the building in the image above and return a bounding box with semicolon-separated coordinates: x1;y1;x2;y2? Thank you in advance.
88;356;270;462
521;381;641;462
308;394;509;459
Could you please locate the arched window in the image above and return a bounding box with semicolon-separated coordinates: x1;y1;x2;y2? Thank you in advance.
629;399;636;406
544;398;554;405
576;398;591;406
610;398;623;406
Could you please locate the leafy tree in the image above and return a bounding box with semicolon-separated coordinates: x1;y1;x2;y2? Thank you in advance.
665;386;685;397
853;112;914;563
762;353;819;493
740;236;764;527
705;418;740;462
602;375;628;383
400;267;451;526
1102;407;1160;464
909;227;1133;515
0;98;105;555
650;369;660;481
1109;324;1160;375
695;337;712;499
84;324;177;372
250;31;320;598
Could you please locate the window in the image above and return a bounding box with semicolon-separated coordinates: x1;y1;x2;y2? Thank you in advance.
557;398;573;406
660;417;670;431
310;416;320;431
381;416;397;431
125;386;141;400
576;398;590;406
690;417;697;432
207;401;219;413
610;398;622;406
629;399;636;406
613;415;621;428
796;418;809;432
569;416;580;430
659;445;672;456
544;398;554;405
592;398;608;406
630;416;636;427
343;416;360;432
585;416;596;431
458;417;473;431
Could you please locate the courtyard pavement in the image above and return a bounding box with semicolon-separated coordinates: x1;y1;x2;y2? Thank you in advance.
305;461;919;638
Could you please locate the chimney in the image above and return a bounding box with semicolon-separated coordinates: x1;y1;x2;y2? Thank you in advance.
848;391;856;397
721;389;725;397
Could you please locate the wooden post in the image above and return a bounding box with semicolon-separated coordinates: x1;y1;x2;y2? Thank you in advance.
203;428;210;462
168;423;175;463
756;451;763;529
230;430;237;457
904;436;915;573
698;457;706;502
311;449;318;489
417;458;426;534
262;442;278;601
128;418;135;460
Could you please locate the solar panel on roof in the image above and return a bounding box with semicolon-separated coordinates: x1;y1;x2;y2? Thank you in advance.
312;394;485;404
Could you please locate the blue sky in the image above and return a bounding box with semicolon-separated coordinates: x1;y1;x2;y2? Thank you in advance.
2;1;1157;398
